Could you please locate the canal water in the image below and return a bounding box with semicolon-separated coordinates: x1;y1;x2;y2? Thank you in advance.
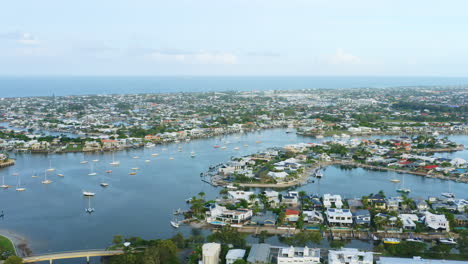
0;129;466;263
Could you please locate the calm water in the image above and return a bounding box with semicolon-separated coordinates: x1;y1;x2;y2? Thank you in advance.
1;76;468;97
0;129;466;262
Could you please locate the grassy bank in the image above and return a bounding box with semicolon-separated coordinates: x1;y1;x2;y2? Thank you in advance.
0;234;16;256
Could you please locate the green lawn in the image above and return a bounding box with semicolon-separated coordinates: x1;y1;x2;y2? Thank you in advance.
0;234;16;257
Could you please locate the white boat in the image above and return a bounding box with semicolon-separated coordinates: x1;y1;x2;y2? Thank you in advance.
439;238;457;245
243;144;249;147
92;159;99;162
88;163;97;176
169;157;174;160
12;173;18;176
190;151;196;157
170;221;179;228
47;160;56;172
83;191;95;196
16;174;26;192
57;174;64;177
406;237;424;243
133;156;139;159
221;146;227;150
1;174;9;189
100;183;109;187
145;160;151;163
441;192;455;198
85;197;94;214
31;172;38;178
233;147;240;150
80;160;88;164
397;174;411;193
110;153;120;166
145;143;155;148
42;170;53;184
151;153;159;157
162;148;168;151
316;135;324;139
341;133;350;139
390;179;400;183
132;167;139;170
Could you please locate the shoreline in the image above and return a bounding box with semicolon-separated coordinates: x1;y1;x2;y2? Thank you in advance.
0;229;30;257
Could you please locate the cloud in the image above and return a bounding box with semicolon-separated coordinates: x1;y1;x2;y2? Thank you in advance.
0;31;40;45
245;51;281;57
328;48;361;65
143;49;238;64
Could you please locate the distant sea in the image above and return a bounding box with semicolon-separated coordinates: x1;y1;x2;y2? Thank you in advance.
1;76;468;98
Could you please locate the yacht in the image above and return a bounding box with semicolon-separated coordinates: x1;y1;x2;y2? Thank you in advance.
80;160;88;164
16;174;26;192
100;183;109;187
145;160;151;163
221;146;227;150
88;163;97;176
47;160;56;172
233;147;240;150
316;135;324;139
441;192;455;198
57;174;64;177
169;157;175;160
85;197;94;214
406;237;424;243
151;153;159;157
396;174;411;193
190;151;196;157
133;156;139;159
390;179;400;183
213;145;220;148
145;143;155;148
439;238;457;245
31;172;38;178
92;159;99;162
132;167;139;170
129;172;137;175
41;170;53;184
83;191;95;196
1;174;9;189
243;144;249;147
110;153;120;166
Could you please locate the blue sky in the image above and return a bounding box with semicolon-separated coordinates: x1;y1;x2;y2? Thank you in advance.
1;0;467;76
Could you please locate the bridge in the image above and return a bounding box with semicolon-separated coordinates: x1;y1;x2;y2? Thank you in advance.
22;249;124;263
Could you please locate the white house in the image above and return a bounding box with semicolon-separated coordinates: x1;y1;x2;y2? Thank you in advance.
202;243;221;264
398;214;418;230
228;191;254;201
323;194;343;208
226;249;246;264
277;246;320;264
325;208;353;226
424;211;449;231
328;248;373;264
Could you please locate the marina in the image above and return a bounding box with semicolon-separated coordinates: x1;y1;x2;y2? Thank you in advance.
0;129;466;256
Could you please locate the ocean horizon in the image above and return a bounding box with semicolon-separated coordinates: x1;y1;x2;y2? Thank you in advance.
1;75;468;98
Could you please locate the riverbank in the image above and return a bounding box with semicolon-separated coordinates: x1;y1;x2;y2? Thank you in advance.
0;159;15;168
0;230;28;257
330;160;468;183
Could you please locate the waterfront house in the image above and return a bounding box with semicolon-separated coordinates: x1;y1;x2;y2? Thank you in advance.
303;210;324;225
247;244;271;264
398;214;418;230
250;211;277;226
285;209;300;222
367;194;387;210
453;199;468;212
262;190;280;208
323;194;343;208
454;214;468;227
328;248;373;264
423;211;449;231
202;243;221;264
352;210;371;227
228;191;254;201
413;198;429;212
277;246;320;264
282;195;299;207
377;256;468;264
326;208;353;227
226;249;246;264
386;197;404;211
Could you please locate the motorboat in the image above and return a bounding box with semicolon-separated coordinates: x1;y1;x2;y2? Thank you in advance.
169;157;174;160
145;160;151;163
439;238;457;245
406;237;424;243
151;153;159;157
213;145;220;148
100;183;109;187
129;172;137;175
57;174;64;177
441;192;455;198
83;191;95;196
397;188;411;193
233;147;240;150
383;238;401;245
92;159;99;162
190;151;196;157
390;179;400;183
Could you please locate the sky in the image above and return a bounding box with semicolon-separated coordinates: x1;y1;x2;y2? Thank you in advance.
1;0;468;76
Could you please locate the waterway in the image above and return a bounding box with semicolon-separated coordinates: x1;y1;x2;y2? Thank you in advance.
0;129;466;263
